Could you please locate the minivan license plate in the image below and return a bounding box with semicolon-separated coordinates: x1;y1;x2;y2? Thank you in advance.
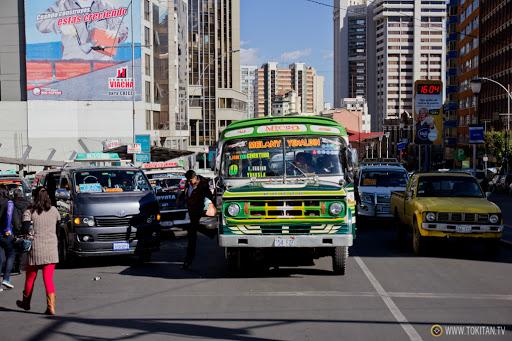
456;225;472;233
274;237;296;247
113;242;130;251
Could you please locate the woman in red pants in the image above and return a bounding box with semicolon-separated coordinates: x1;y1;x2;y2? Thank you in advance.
16;188;60;315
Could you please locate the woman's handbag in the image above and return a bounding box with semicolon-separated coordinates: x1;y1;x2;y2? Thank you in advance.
204;198;217;217
15;237;32;253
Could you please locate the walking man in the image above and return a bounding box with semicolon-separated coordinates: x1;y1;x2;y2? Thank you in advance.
182;170;216;270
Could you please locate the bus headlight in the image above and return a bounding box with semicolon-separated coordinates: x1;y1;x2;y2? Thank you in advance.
489;214;499;224
227;203;240;217
329;203;343;216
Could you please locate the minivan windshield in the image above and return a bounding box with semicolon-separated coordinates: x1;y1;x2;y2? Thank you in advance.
222;136;344;179
360;170;408;187
74;170;152;193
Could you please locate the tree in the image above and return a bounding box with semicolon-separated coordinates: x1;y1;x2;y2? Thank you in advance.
485;131;506;162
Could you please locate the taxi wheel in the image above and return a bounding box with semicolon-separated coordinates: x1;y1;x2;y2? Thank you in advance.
412;221;426;256
332;246;348;275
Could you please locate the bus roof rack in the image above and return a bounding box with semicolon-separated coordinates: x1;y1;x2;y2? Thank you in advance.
360;158;402;167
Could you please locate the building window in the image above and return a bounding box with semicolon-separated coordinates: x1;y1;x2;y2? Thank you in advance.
145;81;151;102
144;27;150;47
144;0;150;21
145;54;151;76
152;111;160;130
145;110;151;130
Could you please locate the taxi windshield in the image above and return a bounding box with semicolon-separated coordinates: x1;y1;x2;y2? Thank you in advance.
222;136;344;179
360;170;408;187
417;176;484;198
74;170;152;193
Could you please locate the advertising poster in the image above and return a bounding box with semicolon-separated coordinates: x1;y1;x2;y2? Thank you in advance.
24;0;141;101
414;81;443;145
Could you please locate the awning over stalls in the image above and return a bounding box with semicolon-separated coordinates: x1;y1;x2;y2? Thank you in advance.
104;145;195;162
346;129;385;143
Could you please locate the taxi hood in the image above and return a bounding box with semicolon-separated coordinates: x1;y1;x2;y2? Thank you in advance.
73;191;159;217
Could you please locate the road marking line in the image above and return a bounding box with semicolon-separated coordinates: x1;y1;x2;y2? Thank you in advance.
354;256;423;341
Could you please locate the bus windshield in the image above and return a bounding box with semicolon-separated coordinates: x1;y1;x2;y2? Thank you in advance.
222;136;344;179
74;170;152;193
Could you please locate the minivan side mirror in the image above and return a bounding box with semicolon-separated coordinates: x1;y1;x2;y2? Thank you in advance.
55;189;70;201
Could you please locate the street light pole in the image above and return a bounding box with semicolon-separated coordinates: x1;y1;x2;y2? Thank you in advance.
470;77;512;172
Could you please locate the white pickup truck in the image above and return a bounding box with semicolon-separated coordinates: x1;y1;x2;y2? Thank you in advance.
355;159;409;226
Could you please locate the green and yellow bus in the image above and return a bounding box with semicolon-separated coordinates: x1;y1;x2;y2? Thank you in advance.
215;116;357;275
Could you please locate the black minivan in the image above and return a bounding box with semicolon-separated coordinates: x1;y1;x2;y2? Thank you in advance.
36;165;161;263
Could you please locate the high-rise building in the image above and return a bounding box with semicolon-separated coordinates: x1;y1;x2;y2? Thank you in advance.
240;65;257;119
254;63;322;117
479;0;512;133
188;0;246;150
368;0;447;133
444;0;460;167
333;0;367;107
456;0;479;147
314;75;325;114
153;0;189;149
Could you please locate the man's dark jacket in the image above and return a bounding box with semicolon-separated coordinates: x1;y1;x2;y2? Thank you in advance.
183;176;214;220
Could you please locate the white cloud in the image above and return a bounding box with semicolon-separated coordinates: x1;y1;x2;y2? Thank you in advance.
240;47;261;66
240;40;249;46
280;48;312;62
323;51;334;60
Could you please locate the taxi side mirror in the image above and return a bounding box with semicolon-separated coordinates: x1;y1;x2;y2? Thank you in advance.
485;192;491;199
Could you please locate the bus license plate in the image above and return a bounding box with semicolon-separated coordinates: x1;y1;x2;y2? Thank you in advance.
456;226;472;233
274;237;296;247
113;242;130;251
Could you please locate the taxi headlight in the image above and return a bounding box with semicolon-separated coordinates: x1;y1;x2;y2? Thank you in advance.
425;212;436;222
329;202;343;216
489;214;499;224
227;203;240;217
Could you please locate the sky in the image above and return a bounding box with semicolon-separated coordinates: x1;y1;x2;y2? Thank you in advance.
240;0;334;105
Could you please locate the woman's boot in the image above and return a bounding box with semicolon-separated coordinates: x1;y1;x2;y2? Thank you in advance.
44;293;56;315
16;291;32;311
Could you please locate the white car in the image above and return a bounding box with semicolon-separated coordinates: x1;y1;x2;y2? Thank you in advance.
356;161;409;224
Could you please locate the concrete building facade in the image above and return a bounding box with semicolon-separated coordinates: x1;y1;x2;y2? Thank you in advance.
187;0;246;150
0;0;166;163
254;62;322;117
240;65;257;119
368;0;447;133
333;0;367;107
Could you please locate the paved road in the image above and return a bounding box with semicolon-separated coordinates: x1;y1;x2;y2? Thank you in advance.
489;193;512;244
0;223;511;341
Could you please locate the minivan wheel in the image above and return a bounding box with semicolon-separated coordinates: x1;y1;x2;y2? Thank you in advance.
58;233;69;266
332;246;348;275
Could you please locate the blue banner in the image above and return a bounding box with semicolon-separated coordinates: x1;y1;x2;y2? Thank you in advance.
25;0;141;101
469;126;484;144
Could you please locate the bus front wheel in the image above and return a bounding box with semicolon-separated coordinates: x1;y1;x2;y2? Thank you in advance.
332;246;348;275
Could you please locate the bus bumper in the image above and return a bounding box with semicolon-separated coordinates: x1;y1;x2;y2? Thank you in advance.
218;234;353;248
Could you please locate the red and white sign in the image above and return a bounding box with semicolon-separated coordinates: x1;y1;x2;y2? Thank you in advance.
104;139;121;150
224;127;254;138
142;161;179;169
127;143;142;154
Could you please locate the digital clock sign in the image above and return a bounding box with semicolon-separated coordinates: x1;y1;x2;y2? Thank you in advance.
416;84;442;95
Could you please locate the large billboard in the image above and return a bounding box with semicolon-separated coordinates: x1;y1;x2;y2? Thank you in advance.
24;0;141;101
414;80;443;145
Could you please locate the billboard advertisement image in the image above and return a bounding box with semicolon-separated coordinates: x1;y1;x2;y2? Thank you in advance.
24;0;141;101
414;80;443;145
